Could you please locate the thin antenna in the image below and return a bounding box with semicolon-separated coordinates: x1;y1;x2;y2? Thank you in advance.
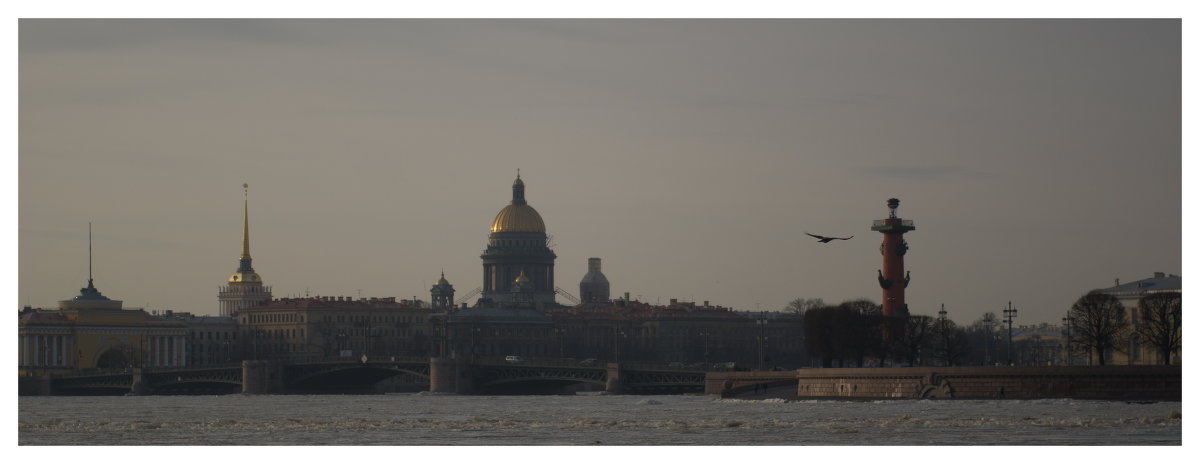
88;222;93;282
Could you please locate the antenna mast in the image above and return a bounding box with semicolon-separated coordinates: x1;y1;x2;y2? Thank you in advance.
88;222;93;282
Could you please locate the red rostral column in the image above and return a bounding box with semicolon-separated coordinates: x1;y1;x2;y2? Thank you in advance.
871;198;916;317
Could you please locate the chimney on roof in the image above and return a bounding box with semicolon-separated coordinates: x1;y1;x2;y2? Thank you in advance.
1115;278;1120;287
1154;272;1166;279
624;292;630;301
703;300;709;307
669;298;677;305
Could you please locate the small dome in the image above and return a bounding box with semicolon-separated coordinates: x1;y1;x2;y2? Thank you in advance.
491;204;546;233
514;270;531;284
229;271;262;283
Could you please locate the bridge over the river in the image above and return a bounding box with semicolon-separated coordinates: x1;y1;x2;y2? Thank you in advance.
28;358;708;396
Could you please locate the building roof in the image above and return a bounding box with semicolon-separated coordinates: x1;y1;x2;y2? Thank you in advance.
244;297;422;311
557;301;747;321
1094;272;1181;297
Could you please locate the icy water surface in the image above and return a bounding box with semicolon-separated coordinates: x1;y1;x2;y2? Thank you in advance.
18;393;1181;445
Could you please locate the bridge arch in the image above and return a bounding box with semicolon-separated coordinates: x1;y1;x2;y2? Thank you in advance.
95;348;130;370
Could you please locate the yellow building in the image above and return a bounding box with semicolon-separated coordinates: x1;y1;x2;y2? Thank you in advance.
19;267;187;374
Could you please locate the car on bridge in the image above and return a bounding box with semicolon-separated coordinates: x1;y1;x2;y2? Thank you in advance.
505;356;525;363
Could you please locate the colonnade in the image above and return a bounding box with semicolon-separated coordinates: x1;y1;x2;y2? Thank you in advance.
19;334;71;368
146;335;188;367
18;333;188;369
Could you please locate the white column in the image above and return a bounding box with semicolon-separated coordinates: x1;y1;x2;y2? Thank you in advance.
21;335;28;367
53;336;60;366
34;335;41;367
156;336;163;367
151;336;158;367
181;336;188;367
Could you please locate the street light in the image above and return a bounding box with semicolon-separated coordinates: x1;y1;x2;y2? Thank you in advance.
613;327;626;362
756;317;769;370
1003;301;1018;366
938;304;948;366
554;327;567;359
1061;314;1074;366
981;312;996;365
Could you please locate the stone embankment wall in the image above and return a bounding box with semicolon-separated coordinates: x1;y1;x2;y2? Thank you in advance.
708;366;1181;400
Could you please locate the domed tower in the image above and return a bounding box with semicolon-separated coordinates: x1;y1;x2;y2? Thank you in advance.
218;184;272;317
430;271;456;310
579;258;610;303
510;269;535;304
481;174;557;304
59;223;123;311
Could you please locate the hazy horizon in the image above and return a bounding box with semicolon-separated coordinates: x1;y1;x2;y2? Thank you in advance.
18;19;1181;326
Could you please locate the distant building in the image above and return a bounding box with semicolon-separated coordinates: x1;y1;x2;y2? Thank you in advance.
578;258;610;303
217;184;272;317
19;233;187;373
158;311;240;366
237;296;430;362
1091;272;1182;365
480;175;557;305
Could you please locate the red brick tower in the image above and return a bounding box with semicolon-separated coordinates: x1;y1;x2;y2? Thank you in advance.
871;198;916;317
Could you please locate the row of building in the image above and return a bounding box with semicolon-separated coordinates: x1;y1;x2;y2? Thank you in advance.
19;177;805;374
17;177;1179;374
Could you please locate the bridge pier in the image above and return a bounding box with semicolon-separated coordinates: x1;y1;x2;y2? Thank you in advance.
430;357;474;394
242;360;284;394
129;368;152;395
18;373;54;396
605;363;624;394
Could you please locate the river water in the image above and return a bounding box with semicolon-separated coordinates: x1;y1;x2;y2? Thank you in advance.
18;393;1181;446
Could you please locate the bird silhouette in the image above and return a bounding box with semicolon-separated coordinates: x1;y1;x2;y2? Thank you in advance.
805;232;854;243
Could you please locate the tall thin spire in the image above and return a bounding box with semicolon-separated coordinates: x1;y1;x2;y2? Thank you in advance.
241;183;250;260
88;222;93;284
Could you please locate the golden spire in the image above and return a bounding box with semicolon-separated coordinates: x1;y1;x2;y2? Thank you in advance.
241;183;250;260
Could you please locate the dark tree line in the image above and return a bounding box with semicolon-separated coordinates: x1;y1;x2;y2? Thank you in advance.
802;299;970;367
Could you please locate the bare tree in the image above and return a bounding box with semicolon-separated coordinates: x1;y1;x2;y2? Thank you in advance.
1137;292;1181;365
784;298;825;314
932;318;971;366
1069;293;1130;366
891;315;933;366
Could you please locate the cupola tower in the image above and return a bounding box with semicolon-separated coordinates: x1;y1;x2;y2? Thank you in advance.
218;184;272;317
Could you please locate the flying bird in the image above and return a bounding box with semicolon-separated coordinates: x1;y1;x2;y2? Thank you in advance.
805;232;854;243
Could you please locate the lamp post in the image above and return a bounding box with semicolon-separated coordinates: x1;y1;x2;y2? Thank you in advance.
981;312;995;365
1061;314;1073;366
938;304;948;366
1003;301;1018;366
554;327;566;359
756;317;769;370
613;326;626;362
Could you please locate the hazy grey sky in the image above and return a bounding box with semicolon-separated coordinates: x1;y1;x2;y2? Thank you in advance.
18;19;1180;325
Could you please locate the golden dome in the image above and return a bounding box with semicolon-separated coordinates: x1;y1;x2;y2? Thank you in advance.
229;271;262;284
490;203;546;233
514;270;531;283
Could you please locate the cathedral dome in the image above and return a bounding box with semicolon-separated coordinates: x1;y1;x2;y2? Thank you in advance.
491;204;546;233
490;174;546;233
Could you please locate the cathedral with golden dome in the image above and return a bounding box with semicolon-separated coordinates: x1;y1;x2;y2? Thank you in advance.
479;174;558;305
